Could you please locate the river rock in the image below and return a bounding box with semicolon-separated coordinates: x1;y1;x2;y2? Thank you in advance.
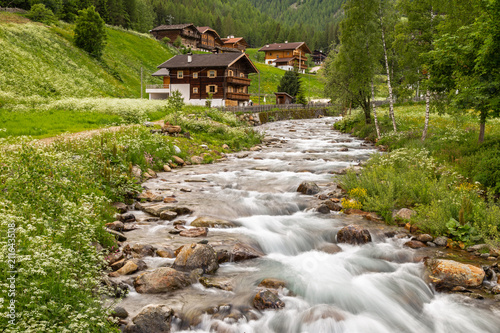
199;276;233;291
253;290;285;311
231;243;264;261
190;216;236;228
110;258;125;271
394;208;416;220
124;304;173;333
160;210;178;221
109;260;138;277
172;243;219;274
132;244;156;257
180;227;208;238
134;267;191;293
336;225;372;245
191;156;204;164
156;248;175;258
118;213;136;223
404;240;427;249
147;168;157;178
112;202;128;214
172;156;185;165
258;278;287;289
324;200;342;212
415;234;433;243
143;204;172;217
163;165;172;172
466;244;489;252
316;204;331;214
424;259;485;288
317;243;342;254
434;236;448;247
302;305;346;323
105;228;127;242
297;181;320;195
112;306;129;319
106;221;124;231
222;144;230;150
132;166;142;180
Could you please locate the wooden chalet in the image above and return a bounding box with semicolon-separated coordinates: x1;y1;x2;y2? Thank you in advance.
220;36;248;52
150;23;201;50
275;92;293;104
146;53;258;107
258;42;311;73
312;50;327;65
197;26;223;52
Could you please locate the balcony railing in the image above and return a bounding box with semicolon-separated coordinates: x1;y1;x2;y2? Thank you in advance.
226;76;251;86
146;84;170;90
226;92;250;100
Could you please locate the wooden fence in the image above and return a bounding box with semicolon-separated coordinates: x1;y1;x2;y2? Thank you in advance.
218;102;332;113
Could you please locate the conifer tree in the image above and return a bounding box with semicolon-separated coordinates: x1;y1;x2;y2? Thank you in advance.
74;6;107;59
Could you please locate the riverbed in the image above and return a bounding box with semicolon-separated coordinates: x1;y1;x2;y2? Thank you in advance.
114;117;500;332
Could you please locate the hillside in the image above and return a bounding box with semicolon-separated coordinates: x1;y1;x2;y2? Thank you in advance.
0;12;176;104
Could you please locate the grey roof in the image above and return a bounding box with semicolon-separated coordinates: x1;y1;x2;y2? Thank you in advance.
157;53;258;73
152;68;170;76
273;57;297;63
151;23;196;32
258;42;311;53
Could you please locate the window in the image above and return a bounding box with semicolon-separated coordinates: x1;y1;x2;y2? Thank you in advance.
228;86;233;92
177;70;183;79
228;70;233;77
240;73;245;78
193;72;198;79
206;85;217;93
208;70;216;78
193;87;198;93
287;52;290;55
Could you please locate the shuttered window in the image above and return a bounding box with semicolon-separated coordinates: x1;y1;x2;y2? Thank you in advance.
208;70;216;78
193;72;198;79
177;71;183;79
206;85;218;93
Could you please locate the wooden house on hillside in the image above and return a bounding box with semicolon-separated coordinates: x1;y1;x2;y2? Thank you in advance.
312;50;327;65
221;36;248;52
150;24;201;49
197;26;223;52
258;42;311;73
146;53;258;107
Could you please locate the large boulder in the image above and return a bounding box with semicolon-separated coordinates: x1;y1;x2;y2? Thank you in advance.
172;243;219;274
424;259;485;288
253;289;285;311
336;225;372;245
134;267;191;294
190;216;236;228
124;304;173;333
297;181;320;195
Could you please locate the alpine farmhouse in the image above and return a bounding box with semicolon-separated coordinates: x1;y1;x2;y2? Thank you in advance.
259;42;311;74
146;53;258;107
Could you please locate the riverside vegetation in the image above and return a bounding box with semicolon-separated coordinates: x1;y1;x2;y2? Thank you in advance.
334;103;500;247
0;104;260;331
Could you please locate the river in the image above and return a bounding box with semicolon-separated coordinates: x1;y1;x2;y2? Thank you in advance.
115;116;500;333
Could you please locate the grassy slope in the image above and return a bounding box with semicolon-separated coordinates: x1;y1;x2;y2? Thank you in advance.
0;12;175;101
246;48;326;103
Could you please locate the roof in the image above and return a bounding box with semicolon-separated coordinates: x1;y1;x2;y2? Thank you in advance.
151;23;197;32
223;37;244;44
157;53;258;73
274;92;294;99
273;57;297;64
152;68;170;76
197;26;221;39
258;42;311;54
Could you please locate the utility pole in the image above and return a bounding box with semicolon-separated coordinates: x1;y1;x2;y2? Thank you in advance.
140;67;143;99
258;71;261;105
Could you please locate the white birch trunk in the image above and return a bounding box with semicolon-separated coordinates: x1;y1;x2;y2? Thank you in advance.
421;81;431;141
371;80;381;139
379;3;397;132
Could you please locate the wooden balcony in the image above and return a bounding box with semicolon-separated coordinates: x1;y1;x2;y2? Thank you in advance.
226;92;250;101
226;76;251;86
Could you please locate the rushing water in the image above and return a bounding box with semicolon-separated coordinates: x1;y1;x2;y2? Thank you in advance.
118;117;500;333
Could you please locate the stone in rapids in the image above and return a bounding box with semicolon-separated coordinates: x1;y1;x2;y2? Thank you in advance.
172;243;219;274
424;258;485;288
337;224;372;245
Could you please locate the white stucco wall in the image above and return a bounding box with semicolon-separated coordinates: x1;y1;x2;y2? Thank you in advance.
187;99;225;107
170;84;191;103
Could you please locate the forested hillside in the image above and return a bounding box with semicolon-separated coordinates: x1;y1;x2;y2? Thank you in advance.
1;0;342;50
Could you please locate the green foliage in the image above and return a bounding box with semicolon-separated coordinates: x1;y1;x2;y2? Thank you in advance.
161;36;170;44
277;70;302;101
173;35;182;48
446;218;482;246
167;90;184;111
74;6;107;58
27;3;56;24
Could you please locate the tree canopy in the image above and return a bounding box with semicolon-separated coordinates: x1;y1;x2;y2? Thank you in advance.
74;5;106;58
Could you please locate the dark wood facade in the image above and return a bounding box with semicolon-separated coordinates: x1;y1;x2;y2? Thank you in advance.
155;53;258;106
150;24;201;49
221;37;248;52
197;27;223;51
312;50;327;65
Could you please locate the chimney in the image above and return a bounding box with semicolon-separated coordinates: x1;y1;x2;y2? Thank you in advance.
187;53;192;63
285;40;288;43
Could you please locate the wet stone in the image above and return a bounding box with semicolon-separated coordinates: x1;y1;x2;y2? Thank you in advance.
297;181;320;195
172;243;219;274
253;289;285;311
404;240;427;249
337;225;372;245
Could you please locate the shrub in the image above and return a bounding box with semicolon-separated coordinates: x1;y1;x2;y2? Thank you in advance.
74;6;107;58
27;3;56;24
